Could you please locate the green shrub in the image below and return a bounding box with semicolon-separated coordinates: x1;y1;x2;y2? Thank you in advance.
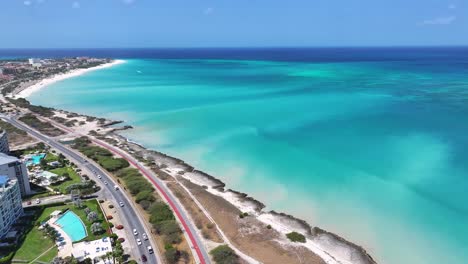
210;245;239;264
286;231;306;243
164;247;180;264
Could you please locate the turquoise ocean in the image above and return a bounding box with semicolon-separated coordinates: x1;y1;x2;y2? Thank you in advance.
26;48;468;264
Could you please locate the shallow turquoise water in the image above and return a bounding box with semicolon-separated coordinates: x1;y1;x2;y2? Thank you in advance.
30;57;468;264
55;211;87;242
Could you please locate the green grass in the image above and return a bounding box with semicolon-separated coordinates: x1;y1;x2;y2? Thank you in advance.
44;153;58;162
71;199;110;241
13;224;56;262
36;246;59;263
14;200;110;262
49;167;81;193
34;200;109;241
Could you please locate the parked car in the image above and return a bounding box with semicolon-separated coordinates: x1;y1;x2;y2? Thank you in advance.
133;229;138;236
119;202;124;207
35;199;40;204
118;237;125;242
104;181;108;185
142;233;148;240
27;201;32;205
147;246;153;254
97;175;102;179
116;225;124;230
136;238;142;245
141;255;147;262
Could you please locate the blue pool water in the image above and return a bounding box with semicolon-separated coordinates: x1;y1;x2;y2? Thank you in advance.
26;153;46;166
55;211;87;242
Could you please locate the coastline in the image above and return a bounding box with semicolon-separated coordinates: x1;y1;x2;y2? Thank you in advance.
11;61;377;264
12;59;126;99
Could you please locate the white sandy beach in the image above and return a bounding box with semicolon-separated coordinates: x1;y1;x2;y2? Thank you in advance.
13;59;126;98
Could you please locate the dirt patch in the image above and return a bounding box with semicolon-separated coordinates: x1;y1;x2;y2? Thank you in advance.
167;181;223;243
182;179;325;264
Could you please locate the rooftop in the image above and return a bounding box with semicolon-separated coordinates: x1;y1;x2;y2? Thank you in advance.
0;153;18;165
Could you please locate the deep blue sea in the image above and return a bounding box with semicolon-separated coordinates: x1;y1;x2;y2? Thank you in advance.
5;48;468;264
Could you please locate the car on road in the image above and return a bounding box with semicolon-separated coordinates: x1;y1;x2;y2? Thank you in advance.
141;255;147;262
114;185;119;190
136;238;142;245
104;181;108;185
119;202;124;207
147;246;153;254
27;201;32;205
142;233;148;240
97;175;102;179
133;229;138;236
35;199;40;204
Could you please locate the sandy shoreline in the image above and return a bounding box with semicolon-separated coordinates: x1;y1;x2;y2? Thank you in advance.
12;59;126;98
6;60;377;264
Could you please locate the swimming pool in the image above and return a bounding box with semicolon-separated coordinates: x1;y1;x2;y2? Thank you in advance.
25;153;46;166
55;211;87;242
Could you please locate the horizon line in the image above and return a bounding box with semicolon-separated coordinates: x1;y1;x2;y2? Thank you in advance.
1;45;468;50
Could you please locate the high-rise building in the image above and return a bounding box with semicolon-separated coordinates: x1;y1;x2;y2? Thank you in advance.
0;131;10;154
0;153;31;197
0;176;23;237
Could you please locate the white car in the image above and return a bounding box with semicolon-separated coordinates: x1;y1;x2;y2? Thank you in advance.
136;238;142;245
119;202;124;207
142;233;148;240
133;229;138;236
97;175;102;179
104;181;108;185
35;199;40;204
147;246;153;254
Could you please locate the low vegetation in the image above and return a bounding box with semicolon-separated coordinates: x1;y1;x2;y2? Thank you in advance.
19;113;64;136
286;231;306;243
72;137;129;171
7;97;55;117
71;136;187;263
210;245;240;264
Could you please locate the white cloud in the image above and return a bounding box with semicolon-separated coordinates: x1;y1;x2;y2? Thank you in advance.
448;4;456;9
23;0;32;6
422;16;456;25
204;7;214;15
72;1;80;8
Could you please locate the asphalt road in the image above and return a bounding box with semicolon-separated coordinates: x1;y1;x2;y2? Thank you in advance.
41;115;211;264
1;115;159;264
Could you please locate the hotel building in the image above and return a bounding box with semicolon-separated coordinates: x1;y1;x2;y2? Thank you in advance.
0;176;23;237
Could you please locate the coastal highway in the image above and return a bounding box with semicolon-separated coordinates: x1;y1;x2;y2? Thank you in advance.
0;114;160;264
38;115;212;264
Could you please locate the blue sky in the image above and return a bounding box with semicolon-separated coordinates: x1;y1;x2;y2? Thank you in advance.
0;0;465;48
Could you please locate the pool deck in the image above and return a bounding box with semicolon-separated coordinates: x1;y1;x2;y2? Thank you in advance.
47;217;73;258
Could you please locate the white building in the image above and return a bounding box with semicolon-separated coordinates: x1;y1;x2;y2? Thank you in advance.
0;153;31;197
72;237;113;263
0;176;23;237
0;131;8;154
